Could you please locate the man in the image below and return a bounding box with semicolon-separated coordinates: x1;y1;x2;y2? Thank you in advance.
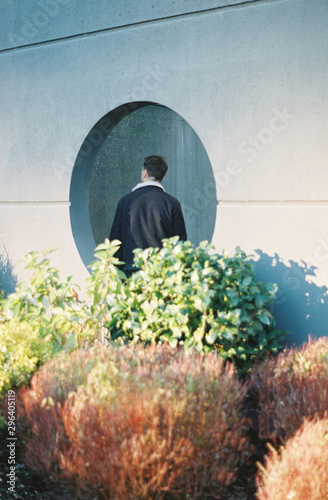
109;155;187;274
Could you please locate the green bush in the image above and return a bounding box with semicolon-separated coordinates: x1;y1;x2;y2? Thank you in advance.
0;241;125;401
17;343;251;499
0;320;56;397
0;238;285;378
107;237;286;374
1;241;127;345
1;248;96;352
256;417;328;500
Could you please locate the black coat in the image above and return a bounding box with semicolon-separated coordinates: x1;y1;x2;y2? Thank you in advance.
109;184;187;269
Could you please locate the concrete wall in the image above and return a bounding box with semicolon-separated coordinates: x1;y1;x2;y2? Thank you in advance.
1;0;328;343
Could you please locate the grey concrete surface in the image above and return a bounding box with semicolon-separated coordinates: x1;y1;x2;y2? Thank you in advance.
0;0;262;50
1;0;327;342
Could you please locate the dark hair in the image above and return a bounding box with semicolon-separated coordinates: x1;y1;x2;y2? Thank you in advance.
143;155;168;181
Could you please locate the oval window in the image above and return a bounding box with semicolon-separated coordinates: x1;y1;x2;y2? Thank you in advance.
70;101;217;268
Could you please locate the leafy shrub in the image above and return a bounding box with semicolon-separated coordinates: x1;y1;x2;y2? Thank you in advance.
0;244;121;401
1;241;126;350
0;320;56;397
17;343;252;499
256;417;328;500
85;238;126;332
0;239;285;376
107;237;286;374
1;248;96;351
0;249;18;299
250;337;328;442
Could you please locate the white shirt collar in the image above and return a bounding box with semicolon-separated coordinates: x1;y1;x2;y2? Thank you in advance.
132;181;165;192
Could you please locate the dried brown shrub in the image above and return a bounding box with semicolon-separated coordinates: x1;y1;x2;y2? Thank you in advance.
256;417;328;500
17;343;251;499
250;336;328;442
15;346;93;475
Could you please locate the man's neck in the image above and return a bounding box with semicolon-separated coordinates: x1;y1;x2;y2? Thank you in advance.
132;180;165;192
143;176;160;183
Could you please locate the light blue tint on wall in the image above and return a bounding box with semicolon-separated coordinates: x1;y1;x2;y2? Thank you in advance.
70;102;216;268
0;0;260;50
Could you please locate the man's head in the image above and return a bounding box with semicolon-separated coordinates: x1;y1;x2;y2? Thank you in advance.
142;155;168;182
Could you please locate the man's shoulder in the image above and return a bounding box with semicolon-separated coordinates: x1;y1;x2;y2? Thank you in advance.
116;187;157;206
145;187;181;205
117;190;136;203
161;190;182;205
118;186;180;205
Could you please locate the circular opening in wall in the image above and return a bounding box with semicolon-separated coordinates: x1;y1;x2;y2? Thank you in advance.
70;101;217;269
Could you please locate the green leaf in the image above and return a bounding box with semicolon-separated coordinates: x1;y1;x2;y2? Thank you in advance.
241;276;252;287
205;328;219;345
258;311;271;325
255;294;264;308
193;326;205;342
221;327;237;342
226;290;239;307
258;330;267;349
